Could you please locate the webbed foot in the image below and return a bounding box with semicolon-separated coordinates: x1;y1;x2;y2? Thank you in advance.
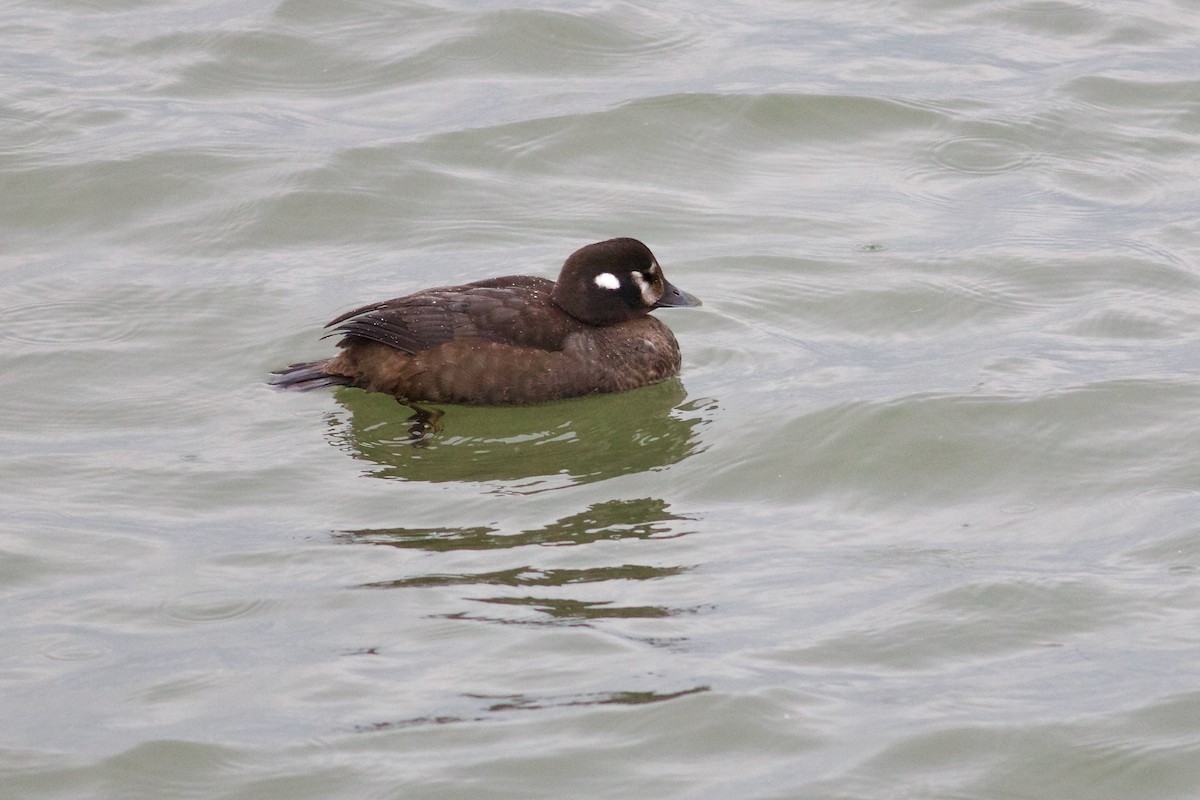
402;402;444;441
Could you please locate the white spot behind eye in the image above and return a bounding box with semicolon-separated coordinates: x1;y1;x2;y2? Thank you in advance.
594;272;621;290
630;271;658;305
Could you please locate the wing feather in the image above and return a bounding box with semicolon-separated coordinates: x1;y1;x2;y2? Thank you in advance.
322;276;563;355
323;294;474;354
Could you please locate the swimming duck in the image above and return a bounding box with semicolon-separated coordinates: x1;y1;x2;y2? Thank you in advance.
271;237;701;405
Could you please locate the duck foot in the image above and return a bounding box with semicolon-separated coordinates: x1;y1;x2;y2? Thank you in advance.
402;402;444;441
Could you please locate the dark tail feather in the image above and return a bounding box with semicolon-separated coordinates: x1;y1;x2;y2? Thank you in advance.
269;359;350;391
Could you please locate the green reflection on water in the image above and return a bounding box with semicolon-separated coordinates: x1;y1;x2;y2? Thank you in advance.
364;563;687;589
470;595;678;620
323;378;713;491
337;497;693;550
338;497;700;624
357;685;710;732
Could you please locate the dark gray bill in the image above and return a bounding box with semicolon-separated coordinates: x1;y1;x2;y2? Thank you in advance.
654;279;702;308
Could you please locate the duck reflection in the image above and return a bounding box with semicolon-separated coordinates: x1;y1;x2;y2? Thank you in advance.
337;497;690;551
365;563;685;590
336;498;697;624
322;379;712;491
470;686;708;711
357;685;711;731
340;497;706;731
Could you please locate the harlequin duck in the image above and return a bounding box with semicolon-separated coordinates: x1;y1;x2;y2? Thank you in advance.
271;238;701;405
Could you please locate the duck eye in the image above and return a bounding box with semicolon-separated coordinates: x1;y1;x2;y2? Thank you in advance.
629;271;659;305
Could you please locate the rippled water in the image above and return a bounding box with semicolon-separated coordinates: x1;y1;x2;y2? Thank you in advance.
4;0;1200;797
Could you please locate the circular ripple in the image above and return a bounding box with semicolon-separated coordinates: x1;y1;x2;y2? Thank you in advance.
929;135;1038;175
161;591;274;625
38;635;110;662
0;298;142;346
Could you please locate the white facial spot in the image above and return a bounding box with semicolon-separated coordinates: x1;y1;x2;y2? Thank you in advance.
593;272;620;290
630;271;658;306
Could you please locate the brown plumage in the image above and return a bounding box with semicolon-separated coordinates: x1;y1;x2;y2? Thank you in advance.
271;238;701;406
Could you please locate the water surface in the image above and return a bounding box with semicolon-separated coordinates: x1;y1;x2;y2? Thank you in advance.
3;0;1200;798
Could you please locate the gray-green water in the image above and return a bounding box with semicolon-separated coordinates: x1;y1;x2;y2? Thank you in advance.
4;1;1200;797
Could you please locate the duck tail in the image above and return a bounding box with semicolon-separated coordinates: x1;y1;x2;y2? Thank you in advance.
269;359;350;391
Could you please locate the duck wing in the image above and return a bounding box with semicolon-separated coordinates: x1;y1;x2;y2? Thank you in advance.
324;276;563;354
